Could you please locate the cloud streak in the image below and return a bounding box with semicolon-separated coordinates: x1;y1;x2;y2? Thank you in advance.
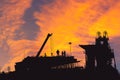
0;0;33;71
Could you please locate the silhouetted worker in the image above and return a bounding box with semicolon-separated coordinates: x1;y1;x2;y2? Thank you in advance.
56;50;60;56
51;53;53;56
44;53;47;57
63;51;66;56
62;51;64;56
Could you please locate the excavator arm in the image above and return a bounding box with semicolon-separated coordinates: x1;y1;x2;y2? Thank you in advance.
36;33;52;57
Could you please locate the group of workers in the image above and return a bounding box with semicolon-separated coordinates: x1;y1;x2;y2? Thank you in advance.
44;50;66;57
56;50;66;56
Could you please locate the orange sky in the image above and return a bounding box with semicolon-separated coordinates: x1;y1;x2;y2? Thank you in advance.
0;0;120;71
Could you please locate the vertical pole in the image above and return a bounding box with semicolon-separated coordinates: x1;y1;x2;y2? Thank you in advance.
50;35;53;56
69;42;72;56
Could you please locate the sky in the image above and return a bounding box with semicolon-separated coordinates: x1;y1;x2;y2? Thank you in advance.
0;0;120;72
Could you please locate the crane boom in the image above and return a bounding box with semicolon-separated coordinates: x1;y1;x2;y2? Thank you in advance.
36;33;52;57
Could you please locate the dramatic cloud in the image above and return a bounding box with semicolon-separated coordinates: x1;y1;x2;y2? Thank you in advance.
34;0;120;67
0;0;120;72
0;0;33;71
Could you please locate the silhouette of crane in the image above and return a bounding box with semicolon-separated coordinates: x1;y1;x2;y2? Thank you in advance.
36;33;52;57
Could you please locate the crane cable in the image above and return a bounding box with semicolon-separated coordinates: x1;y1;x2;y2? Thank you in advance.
50;35;54;56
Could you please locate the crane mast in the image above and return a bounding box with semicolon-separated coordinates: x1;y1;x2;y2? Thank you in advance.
36;33;52;57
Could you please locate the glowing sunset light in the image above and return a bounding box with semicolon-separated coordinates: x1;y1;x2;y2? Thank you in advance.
0;0;120;72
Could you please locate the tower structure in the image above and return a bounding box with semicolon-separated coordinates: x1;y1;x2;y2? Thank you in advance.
79;31;115;70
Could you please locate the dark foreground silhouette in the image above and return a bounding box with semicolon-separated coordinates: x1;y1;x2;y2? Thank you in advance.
0;32;120;80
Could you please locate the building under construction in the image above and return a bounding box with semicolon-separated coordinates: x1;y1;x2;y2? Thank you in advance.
0;32;120;80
